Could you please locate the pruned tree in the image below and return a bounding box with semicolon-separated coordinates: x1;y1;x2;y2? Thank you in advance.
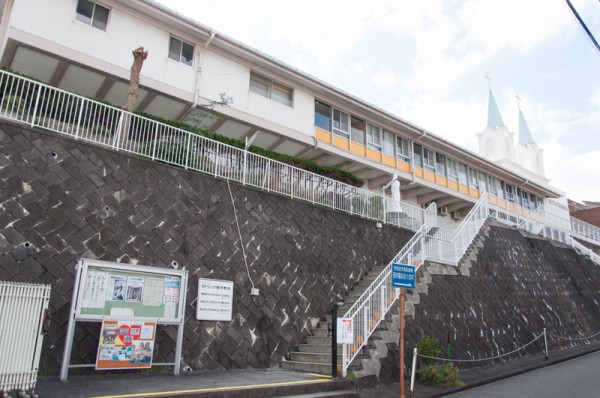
123;46;148;112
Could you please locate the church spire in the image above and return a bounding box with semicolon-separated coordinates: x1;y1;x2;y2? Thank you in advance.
517;97;535;146
485;74;505;129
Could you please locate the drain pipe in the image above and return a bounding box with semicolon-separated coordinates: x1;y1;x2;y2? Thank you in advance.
193;30;217;108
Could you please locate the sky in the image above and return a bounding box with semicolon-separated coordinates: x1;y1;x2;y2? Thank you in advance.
156;0;600;203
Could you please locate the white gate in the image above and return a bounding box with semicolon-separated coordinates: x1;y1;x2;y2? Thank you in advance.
0;281;51;395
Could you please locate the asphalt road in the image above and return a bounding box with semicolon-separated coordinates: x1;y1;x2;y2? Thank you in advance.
445;350;600;398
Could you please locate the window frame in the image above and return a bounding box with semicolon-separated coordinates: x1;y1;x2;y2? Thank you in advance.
250;72;293;106
435;153;446;177
422;147;435;171
366;123;382;151
382;130;395;156
314;100;332;131
168;36;194;66
446;158;458;181
396;136;410;162
75;0;110;31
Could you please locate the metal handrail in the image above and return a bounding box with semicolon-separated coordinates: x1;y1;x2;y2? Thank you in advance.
0;69;424;231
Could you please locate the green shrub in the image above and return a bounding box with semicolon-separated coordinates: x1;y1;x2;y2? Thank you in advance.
417;363;464;387
414;335;443;366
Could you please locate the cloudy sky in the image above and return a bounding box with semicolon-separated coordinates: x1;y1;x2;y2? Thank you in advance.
156;0;600;203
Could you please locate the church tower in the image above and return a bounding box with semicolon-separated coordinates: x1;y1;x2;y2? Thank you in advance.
477;87;515;162
515;104;546;178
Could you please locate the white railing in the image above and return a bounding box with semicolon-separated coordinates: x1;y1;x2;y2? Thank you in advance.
0;281;51;395
571;217;600;243
340;196;490;376
571;239;600;265
0;69;424;231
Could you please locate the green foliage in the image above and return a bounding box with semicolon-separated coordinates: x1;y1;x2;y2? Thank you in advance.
416;363;464;387
414;335;443;366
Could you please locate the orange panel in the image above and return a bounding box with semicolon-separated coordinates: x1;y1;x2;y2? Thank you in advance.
351;142;366;157
498;199;507;209
415;167;424;178
508;202;516;212
469;188;480;199
397;160;410;173
333;135;350;151
383;154;396;167
315;128;331;144
459;184;469;195
489;195;498;205
367;148;382;162
448;181;458;191
436;176;447;187
424;170;435;182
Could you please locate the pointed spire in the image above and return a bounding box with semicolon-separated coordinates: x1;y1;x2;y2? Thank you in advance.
487;90;505;129
518;108;536;146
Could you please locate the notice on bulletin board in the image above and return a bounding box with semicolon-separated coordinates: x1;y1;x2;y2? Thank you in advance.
95;320;156;370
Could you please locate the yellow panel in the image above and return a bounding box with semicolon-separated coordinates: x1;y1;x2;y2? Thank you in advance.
436;176;447;187
367;149;382;162
315;128;331;144
508;202;516;212
498;199;507;209
333;135;350;151
415;167;424;178
489;195;498;206
351;142;366;157
469;188;480;199
459;184;469;195
448;181;459;191
383;154;396;167
424;170;435;182
397;160;410;173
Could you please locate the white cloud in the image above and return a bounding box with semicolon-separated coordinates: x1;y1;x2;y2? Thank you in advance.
370;71;400;90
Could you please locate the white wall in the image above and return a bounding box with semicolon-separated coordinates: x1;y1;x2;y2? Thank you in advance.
199;50;314;137
9;0;195;95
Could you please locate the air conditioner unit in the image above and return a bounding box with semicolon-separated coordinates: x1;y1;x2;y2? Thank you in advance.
439;206;448;216
451;210;462;220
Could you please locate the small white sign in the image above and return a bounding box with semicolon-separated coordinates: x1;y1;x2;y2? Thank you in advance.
337;318;353;344
196;278;234;321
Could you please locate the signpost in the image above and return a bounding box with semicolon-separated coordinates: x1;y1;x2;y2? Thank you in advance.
392;263;415;398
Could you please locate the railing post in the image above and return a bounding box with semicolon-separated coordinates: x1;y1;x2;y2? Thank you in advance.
410;347;418;397
74;97;85;140
30;84;43;128
544;328;549;360
184;131;191;170
331;304;338;379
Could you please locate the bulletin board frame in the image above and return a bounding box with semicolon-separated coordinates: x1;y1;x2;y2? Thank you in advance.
60;259;189;381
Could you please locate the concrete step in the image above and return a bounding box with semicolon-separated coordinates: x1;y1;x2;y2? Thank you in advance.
306;336;333;345
298;344;343;353
289;351;343;363
311;327;331;337
281;360;341;375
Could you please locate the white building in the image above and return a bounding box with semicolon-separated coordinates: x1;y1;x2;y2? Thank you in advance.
0;0;572;226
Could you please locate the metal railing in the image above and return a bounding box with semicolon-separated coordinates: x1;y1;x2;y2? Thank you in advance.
571;239;600;265
340;196;490;376
0;69;424;231
571;217;600;243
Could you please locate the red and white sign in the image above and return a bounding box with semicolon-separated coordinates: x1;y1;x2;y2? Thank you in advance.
337;318;354;344
96;320;156;369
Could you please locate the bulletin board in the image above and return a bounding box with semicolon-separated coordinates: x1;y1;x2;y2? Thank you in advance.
74;259;187;323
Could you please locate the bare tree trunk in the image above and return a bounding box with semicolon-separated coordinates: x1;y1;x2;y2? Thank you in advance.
123;46;148;112
118;47;148;147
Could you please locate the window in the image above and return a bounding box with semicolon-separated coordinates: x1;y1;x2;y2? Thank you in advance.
250;72;293;106
76;0;109;31
505;183;515;202
487;176;498;194
169;37;194;66
315;101;332;131
366;123;381;151
478;172;487;192
333;109;350;138
435;153;446;177
382;130;395;156
458;163;467;185
446;158;458;181
423;147;435;171
468;167;478;188
396;136;410;162
351;116;365;144
413;144;423;167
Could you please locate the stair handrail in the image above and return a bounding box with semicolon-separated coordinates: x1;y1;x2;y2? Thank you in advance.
570;238;600;265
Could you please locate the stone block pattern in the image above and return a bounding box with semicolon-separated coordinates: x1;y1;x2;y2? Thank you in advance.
373;221;600;383
0;122;412;375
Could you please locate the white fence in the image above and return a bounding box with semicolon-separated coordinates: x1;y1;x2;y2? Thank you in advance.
0;281;51;394
0;69;424;232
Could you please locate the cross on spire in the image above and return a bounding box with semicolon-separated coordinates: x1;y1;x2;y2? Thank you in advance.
515;94;522;110
485;73;492;90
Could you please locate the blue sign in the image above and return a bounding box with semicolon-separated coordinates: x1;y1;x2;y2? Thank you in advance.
392;263;416;289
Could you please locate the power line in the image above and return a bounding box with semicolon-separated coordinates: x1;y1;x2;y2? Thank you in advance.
565;0;600;55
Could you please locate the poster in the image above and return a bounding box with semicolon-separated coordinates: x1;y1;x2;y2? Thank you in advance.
96;320;156;369
337;318;354;344
196;279;234;321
